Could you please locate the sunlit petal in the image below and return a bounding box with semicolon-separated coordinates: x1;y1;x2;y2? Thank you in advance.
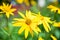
51;35;57;40
18;11;25;18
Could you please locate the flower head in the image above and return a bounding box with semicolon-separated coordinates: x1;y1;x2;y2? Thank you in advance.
13;10;41;38
34;12;52;32
47;5;60;14
0;3;16;18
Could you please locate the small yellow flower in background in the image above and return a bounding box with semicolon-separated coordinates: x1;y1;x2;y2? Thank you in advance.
13;10;41;38
34;12;52;32
53;22;60;27
16;0;24;4
30;0;36;6
16;0;36;6
24;0;30;6
51;34;57;40
38;37;44;40
47;5;60;14
0;3;16;18
47;5;58;12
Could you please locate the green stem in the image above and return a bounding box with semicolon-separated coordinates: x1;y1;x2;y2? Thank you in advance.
0;27;9;36
53;10;57;21
5;16;12;40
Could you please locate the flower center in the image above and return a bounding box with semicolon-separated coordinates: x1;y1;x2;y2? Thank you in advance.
3;7;10;12
4;9;9;12
25;19;31;25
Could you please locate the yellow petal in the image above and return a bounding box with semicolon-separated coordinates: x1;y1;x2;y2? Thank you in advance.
3;3;6;7
9;4;12;9
51;35;57;40
47;5;53;8
38;37;44;40
34;29;38;34
26;10;31;18
36;27;41;32
6;12;10;18
13;21;24;26
10;9;16;12
18;11;25;18
45;17;52;23
30;24;38;34
13;18;25;26
43;21;51;32
26;10;36;20
53;22;60;27
10;13;14;16
44;21;51;31
18;26;26;34
58;9;60;14
31;26;38;34
13;18;25;21
25;28;29;38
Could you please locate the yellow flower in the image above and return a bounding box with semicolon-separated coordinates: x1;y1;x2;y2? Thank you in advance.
38;37;44;40
16;0;24;4
16;0;36;6
47;5;58;12
13;10;41;38
30;0;36;6
51;34;57;40
0;3;16;18
47;5;60;14
53;22;60;27
34;12;52;32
